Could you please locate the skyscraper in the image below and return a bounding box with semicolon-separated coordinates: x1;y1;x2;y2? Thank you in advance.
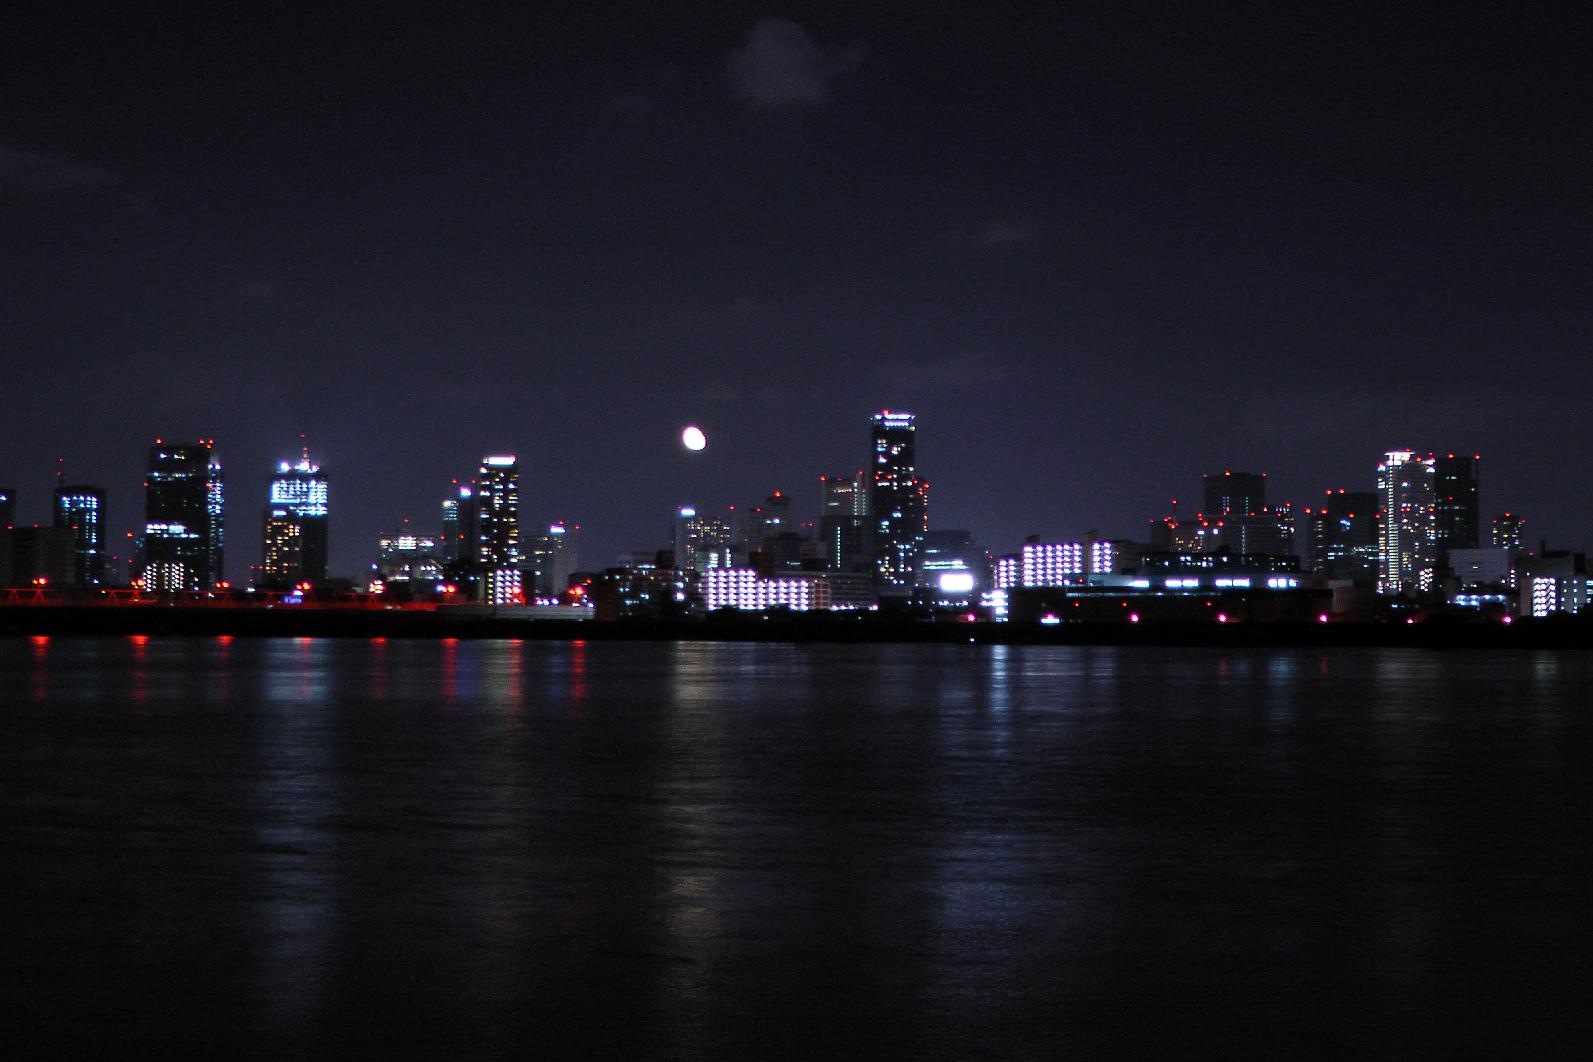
142;439;224;591
819;472;868;573
869;410;926;594
53;484;106;587
476;455;521;604
260;449;329;585
1202;471;1266;517
1492;512;1525;551
528;520;582;595
1376;450;1436;596
1302;489;1378;582
1432;452;1480;555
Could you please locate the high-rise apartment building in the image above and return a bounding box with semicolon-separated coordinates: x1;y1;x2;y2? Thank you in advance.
527;520;581;595
819;472;868;573
476;455;521;604
672;507;730;573
142;439;224;592
1376;450;1436;596
1433;452;1480;556
869;410;926;594
260;450;329;585
53;484;106;587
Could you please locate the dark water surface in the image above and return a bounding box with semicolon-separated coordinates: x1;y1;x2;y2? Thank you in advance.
5;637;1591;1059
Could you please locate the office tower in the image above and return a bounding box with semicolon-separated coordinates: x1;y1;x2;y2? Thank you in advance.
1203;471;1266;518
869;410;926;593
53;484;106;587
260;449;329;585
142;439;224;591
818;472;868;573
1432;452;1480;555
1376;449;1436;596
1303;489;1378;581
476;455;521;603
439;481;478;564
1492;512;1524;551
527;520;581;595
375;528;442;583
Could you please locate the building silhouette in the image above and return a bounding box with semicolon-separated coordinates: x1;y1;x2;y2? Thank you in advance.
1202;470;1266;518
1433;452;1481;556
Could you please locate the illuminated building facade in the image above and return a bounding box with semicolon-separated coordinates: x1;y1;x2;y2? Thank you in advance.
704;568;830;611
1433;453;1480;556
375;529;442;583
1376;449;1436;596
142;439;224;592
1521;551;1591;617
673;507;732;572
476;455;521;604
53;484;106;587
1492;512;1524;551
260;451;329;584
819;473;868;573
869;411;926;594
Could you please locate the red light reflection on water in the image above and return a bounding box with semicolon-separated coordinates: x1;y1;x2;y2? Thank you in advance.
569;639;588;714
441;637;458;704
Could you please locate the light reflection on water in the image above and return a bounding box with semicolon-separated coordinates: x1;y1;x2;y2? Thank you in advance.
5;638;1592;1059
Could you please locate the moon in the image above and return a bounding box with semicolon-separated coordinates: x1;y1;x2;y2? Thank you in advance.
681;425;707;452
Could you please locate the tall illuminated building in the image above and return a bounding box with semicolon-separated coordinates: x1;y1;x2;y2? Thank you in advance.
1492;512;1524;551
53;484;106;587
869;410;927;593
476;455;521;603
819;472;868;573
260;449;329;585
528;520;581;594
1376;449;1436;596
1433;452;1480;555
672;506;732;572
142;438;224;592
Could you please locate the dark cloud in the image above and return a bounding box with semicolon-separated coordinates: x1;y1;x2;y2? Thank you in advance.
726;18;864;109
0;141;114;192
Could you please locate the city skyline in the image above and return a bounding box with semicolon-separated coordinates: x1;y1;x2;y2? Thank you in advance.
0;419;1561;591
4;8;1590;576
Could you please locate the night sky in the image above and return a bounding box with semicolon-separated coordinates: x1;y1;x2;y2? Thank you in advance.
4;5;1591;578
